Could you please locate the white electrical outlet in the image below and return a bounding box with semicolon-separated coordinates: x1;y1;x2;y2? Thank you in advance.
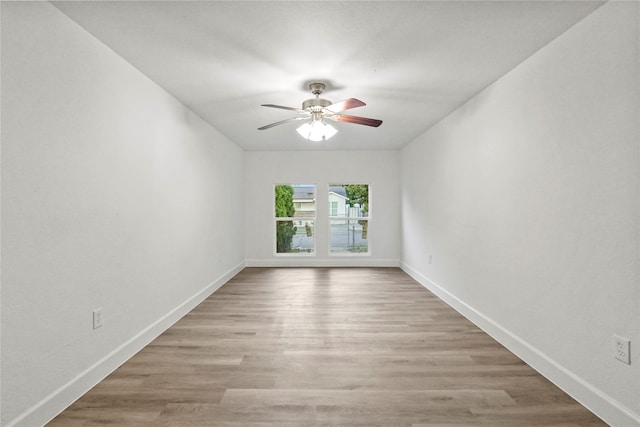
614;335;630;364
93;308;104;330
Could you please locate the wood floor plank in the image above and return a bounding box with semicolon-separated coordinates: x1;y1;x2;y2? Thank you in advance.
48;267;606;426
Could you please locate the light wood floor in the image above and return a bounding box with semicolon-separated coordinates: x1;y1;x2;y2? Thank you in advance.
49;267;606;426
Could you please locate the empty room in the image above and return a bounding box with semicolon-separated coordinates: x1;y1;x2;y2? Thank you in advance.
1;1;638;426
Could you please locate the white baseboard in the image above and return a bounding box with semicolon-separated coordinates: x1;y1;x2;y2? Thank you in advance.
400;261;640;427
245;258;400;268
8;261;246;427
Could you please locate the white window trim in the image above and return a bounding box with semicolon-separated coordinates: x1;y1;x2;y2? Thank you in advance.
274;184;317;256
327;183;371;256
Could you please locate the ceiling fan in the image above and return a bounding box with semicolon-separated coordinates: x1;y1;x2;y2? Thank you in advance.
258;82;382;142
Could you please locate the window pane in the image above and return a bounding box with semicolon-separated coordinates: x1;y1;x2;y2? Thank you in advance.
276;220;314;253
330;219;368;253
330;201;338;216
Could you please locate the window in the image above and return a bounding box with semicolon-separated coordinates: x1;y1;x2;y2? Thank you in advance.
330;201;338;216
329;184;369;254
275;184;315;254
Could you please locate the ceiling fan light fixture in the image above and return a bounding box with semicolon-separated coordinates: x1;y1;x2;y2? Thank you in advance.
296;119;337;142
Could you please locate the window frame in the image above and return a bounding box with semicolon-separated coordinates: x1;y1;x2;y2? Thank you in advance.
328;184;371;256
274;183;316;256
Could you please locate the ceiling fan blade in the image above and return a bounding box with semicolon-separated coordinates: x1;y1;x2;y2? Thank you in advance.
334;114;383;127
258;116;306;130
261;104;304;113
324;98;366;114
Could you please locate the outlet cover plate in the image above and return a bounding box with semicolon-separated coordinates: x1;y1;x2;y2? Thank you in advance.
614;335;630;364
93;308;104;330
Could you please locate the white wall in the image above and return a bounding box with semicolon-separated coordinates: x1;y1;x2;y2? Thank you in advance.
0;2;245;426
400;2;639;425
245;151;400;266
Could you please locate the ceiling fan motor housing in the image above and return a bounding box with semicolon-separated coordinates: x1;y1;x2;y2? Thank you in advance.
302;98;332;110
302;82;332;110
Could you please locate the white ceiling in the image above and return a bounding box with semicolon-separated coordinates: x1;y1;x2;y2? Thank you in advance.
52;1;604;151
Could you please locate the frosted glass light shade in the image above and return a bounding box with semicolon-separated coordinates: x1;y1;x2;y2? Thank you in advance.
296;120;338;142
